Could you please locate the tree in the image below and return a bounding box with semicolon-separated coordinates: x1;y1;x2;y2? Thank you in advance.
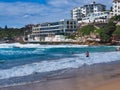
0;27;24;40
104;22;116;35
4;25;8;29
100;31;111;42
113;25;120;37
99;21;116;42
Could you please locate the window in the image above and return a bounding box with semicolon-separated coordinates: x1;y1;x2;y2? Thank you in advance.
70;22;73;24
114;5;117;8
67;21;69;24
70;26;73;28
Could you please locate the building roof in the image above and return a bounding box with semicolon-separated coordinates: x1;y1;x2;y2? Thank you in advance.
83;3;105;7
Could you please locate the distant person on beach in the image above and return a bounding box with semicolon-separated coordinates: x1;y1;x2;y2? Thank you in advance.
86;51;89;57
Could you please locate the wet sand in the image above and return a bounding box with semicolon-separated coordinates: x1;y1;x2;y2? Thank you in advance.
0;61;120;90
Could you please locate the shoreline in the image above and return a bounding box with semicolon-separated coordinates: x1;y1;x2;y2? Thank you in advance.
0;61;120;90
1;42;120;47
24;40;118;46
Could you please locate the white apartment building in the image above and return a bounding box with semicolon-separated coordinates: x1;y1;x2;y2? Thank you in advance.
113;0;120;16
78;11;110;23
71;7;83;20
71;1;106;20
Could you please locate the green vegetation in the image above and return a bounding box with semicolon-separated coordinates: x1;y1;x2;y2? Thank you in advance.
99;15;120;42
110;15;120;22
66;34;76;40
113;25;120;37
94;28;103;35
0;28;24;41
78;25;96;35
100;21;116;42
0;25;31;41
99;31;111;42
76;15;120;43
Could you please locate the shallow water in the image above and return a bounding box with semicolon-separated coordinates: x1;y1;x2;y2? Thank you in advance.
0;43;119;80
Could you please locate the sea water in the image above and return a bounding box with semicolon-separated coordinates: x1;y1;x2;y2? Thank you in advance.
0;43;119;81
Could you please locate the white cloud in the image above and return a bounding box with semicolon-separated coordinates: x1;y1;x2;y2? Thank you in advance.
0;2;47;16
48;0;112;8
48;0;69;7
0;0;112;27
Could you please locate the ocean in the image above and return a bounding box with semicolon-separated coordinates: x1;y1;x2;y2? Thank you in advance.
0;43;119;86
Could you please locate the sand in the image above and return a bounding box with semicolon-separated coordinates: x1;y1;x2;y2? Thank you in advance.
93;79;120;90
0;61;120;90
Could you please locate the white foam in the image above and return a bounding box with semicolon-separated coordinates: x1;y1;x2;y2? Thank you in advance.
0;43;88;48
0;51;120;79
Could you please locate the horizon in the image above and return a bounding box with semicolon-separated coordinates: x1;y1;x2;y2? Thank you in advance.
0;0;112;28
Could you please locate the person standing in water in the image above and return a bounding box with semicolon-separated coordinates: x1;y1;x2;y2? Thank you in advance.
86;51;89;57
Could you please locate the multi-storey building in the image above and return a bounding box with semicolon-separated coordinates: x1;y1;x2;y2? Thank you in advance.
30;19;77;41
71;1;106;20
112;0;120;16
79;11;110;23
71;7;83;20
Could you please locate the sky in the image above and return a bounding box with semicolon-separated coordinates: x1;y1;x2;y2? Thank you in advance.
0;0;112;28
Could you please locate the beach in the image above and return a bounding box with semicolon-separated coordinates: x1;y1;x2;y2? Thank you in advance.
93;79;120;90
0;44;119;90
0;60;120;90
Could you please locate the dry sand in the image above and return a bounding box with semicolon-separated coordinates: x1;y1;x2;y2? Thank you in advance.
0;61;120;90
93;79;120;90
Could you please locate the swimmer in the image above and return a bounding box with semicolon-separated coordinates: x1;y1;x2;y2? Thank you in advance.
86;51;89;57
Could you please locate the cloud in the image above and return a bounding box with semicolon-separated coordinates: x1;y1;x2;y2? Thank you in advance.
0;1;71;27
0;0;112;27
0;2;47;16
48;0;69;7
47;0;112;8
